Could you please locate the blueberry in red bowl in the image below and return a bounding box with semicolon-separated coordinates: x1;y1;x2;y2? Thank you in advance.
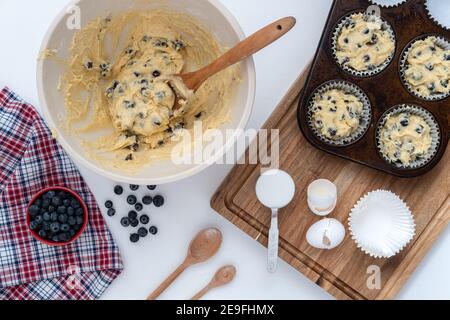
26;187;88;246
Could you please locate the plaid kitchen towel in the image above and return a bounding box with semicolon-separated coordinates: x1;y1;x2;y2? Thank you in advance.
0;87;123;300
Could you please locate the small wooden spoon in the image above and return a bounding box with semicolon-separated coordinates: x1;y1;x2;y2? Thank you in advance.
147;228;223;300
191;265;237;300
176;16;297;91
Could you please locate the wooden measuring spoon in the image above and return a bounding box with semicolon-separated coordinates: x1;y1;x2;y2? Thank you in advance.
191;265;237;300
147;228;223;300
176;16;296;92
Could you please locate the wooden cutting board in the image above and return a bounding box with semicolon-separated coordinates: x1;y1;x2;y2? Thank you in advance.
211;66;450;300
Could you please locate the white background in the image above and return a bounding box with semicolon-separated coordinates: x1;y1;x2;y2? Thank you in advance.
0;0;449;300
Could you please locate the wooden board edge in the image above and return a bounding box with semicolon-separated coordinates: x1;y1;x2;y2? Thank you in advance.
376;198;450;299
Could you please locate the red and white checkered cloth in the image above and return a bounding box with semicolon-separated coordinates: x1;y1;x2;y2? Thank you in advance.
0;87;123;300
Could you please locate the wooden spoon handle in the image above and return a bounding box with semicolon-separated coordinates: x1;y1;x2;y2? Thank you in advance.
147;262;189;300
183;16;296;90
191;284;212;301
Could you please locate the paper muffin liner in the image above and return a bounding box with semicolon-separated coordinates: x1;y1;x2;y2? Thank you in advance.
399;35;450;101
424;0;450;31
307;80;372;146
331;11;396;77
367;0;408;8
348;190;416;259
376;104;441;169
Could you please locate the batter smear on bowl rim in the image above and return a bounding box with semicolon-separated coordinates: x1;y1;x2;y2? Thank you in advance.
60;10;239;171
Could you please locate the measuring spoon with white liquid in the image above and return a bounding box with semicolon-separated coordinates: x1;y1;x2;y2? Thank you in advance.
256;169;296;273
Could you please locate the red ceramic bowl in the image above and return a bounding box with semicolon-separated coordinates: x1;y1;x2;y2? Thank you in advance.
26;186;88;246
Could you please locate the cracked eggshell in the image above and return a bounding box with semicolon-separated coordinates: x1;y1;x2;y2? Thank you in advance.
306;218;346;250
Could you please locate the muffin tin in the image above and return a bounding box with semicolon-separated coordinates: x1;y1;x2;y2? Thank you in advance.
297;0;450;177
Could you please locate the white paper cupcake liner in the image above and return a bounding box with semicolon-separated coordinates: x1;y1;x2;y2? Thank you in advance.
376;104;441;169
331;11;396;77
424;0;450;31
348;190;416;259
399;35;450;101
368;0;408;8
307;80;372;146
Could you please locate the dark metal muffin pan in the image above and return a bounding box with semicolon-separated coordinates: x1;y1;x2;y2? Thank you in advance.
297;0;450;178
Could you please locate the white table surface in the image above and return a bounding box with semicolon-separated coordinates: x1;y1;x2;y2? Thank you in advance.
0;0;449;300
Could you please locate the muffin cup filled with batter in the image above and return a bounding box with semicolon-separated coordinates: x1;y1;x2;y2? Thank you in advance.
400;35;450;101
376;105;440;169
332;12;396;77
307;80;372;146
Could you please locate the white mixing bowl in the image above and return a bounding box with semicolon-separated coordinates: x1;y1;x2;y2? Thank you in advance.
37;0;255;184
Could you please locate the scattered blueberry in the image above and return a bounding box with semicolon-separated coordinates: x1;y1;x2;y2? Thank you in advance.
127;195;137;205
147;185;157;191
130;185;139;191
63;199;71;207
130;233;140;243
61;224;70;232
142;196;153;205
107;208;116;217
153;195;165;207
130;219;139;228
149;226;158;235
135;203;143;212
138;227;148;238
114;185;124;195
128;211;138;219
48;206;56;213
105;200;114;209
121;217;131;227
140;214;150;225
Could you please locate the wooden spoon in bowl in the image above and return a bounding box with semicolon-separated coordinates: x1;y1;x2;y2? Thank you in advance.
174;16;296;92
147;228;223;300
191;265;237;300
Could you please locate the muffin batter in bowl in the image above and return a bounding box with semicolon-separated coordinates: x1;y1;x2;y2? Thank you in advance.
310;88;364;141
335;13;395;74
379;112;432;166
403;36;450;99
61;10;239;170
